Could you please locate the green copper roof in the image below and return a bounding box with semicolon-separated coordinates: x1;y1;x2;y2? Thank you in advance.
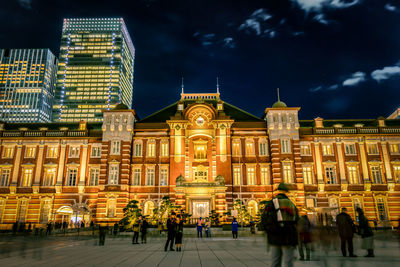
272;100;287;108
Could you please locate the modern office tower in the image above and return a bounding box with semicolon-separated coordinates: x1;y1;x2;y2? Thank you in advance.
53;18;135;123
0;49;57;123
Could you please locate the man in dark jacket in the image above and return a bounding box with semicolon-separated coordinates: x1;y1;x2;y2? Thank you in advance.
261;183;299;267
164;212;177;251
336;207;357;257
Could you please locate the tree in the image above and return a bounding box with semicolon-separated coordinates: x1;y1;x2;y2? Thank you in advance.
233;199;250;225
153;196;181;224
119;200;142;230
209;209;220;226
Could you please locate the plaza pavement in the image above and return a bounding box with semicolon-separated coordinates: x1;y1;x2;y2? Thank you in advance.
0;232;399;266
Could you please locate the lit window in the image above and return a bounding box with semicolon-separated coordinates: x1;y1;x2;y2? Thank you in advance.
25;147;36;158
194;144;207;160
21;168;33;187
232;140;241;156
40;199;51;223
353;198;362;222
303;166;313;185
133;168;141;186
2;147;14;158
146;168;155;186
89;168;99;186
134;142;142;157
329;197;339;217
393;165;400;183
233;166;241;185
193;167;208;182
281;139;291;154
107;198;116;218
109;164;119;185
390;144;400;154
345;144;357;155
17;200;28;223
91;146;101;158
300;145;311;156
259;140;268;156
376;198;387;221
347;165;360;184
110;140;121;155
260;167;269;185
160;168;168;186
370;165;383;184
67;168;77;186
43;168;56;186
322;144;333;156
367;144;379;155
282;163;293;183
69;146;80;158
325;166;337;184
161;142;169;157
246;140;254;156
0;169;11;187
247;167;255;185
47;147;58;158
147;141;156;157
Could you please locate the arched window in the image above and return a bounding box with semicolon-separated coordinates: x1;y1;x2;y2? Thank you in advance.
144;201;155;216
259;138;268;156
248;200;258;218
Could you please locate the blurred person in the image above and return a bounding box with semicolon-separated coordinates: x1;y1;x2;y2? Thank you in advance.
207;219;212;237
197;217;203;238
175;214;184;251
261;183;299;267
141;217;149;244
158;221;163;234
336;207;357;257
132;217;141;244
99;225;107;246
232;217;239;239
90;220;95;236
298;215;312;261
46;221;52;236
113;223;119;236
356;208;374;257
165;212;177;251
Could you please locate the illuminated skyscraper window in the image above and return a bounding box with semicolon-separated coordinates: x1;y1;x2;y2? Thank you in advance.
0;49;58;122
53;18;135;123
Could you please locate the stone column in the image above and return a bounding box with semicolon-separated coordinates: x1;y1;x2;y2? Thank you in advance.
56;144;67;185
33;145;45;185
313;142;323;183
381;141;393;182
79;144;88;186
336;142;347;183
358;141;370;182
11;145;23;185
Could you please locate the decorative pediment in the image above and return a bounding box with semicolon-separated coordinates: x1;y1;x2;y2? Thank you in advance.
176;174;186;186
215;175;225;186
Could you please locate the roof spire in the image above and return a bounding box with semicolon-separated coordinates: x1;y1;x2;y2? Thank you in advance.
216;77;220;94
181;77;184;95
277;88;280;102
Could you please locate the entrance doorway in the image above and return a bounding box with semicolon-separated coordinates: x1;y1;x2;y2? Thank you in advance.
192;200;210;219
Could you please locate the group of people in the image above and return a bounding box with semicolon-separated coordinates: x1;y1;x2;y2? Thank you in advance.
196;217;212;238
261;183;376;267
165;212;184;251
131;216;149;244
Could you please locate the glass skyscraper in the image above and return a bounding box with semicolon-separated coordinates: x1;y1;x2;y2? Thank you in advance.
53;18;135;123
0;49;57;123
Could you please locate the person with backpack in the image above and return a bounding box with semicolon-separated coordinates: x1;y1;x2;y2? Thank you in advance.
232;217;239;239
261;183;299;267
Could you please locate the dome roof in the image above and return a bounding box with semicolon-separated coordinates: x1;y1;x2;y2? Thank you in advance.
272;100;287;108
114;103;129;110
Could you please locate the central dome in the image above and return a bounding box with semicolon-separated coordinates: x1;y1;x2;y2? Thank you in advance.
272;100;287;108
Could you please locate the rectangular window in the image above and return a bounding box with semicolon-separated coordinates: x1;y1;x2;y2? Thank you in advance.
347;165;359;184
233;167;241;185
283;163;293;183
109;165;119;185
160;168;168;186
300;145;311;156
91;146;101;158
146;168;155;186
2;147;14;158
17;200;28;223
107;198;116;218
232;141;240;156
393;165;400;183
390;144;400;154
69;146;80;158
0;169;10;187
194;144;207;160
345;144;357;155
134;142;142;157
133;168;141;186
371;165;383;184
147;142;155;157
367;144;379;155
47;146;58;158
322;144;333;156
111;141;121;155
260;167;269;185
259;142;267;156
246;141;254;156
43;168;56;186
89;168;99;186
161;143;169;157
40;200;51;223
247;167;255;185
376;198;387;221
325;166;337;184
25;147;36;158
21;168;33;187
67;168;77;186
303;166;313;185
281;139;290;154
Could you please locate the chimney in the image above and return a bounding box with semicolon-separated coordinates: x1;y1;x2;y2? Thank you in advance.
314;117;324;128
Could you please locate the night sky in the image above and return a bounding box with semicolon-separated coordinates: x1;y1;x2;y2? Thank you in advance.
1;0;400;120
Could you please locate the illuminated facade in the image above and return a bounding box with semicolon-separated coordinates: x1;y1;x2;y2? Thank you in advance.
53;18;135;123
0;49;57;123
0;92;400;229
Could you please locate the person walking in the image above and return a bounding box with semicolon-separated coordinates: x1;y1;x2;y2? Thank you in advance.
297;215;312;261
175;214;184;251
141;218;149;244
99;225;107;246
261;183;299;267
132;217;141;244
46;221;52;236
165;212;177;251
336;207;357;257
356;208;374;257
232;217;239;239
197;217;203;238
